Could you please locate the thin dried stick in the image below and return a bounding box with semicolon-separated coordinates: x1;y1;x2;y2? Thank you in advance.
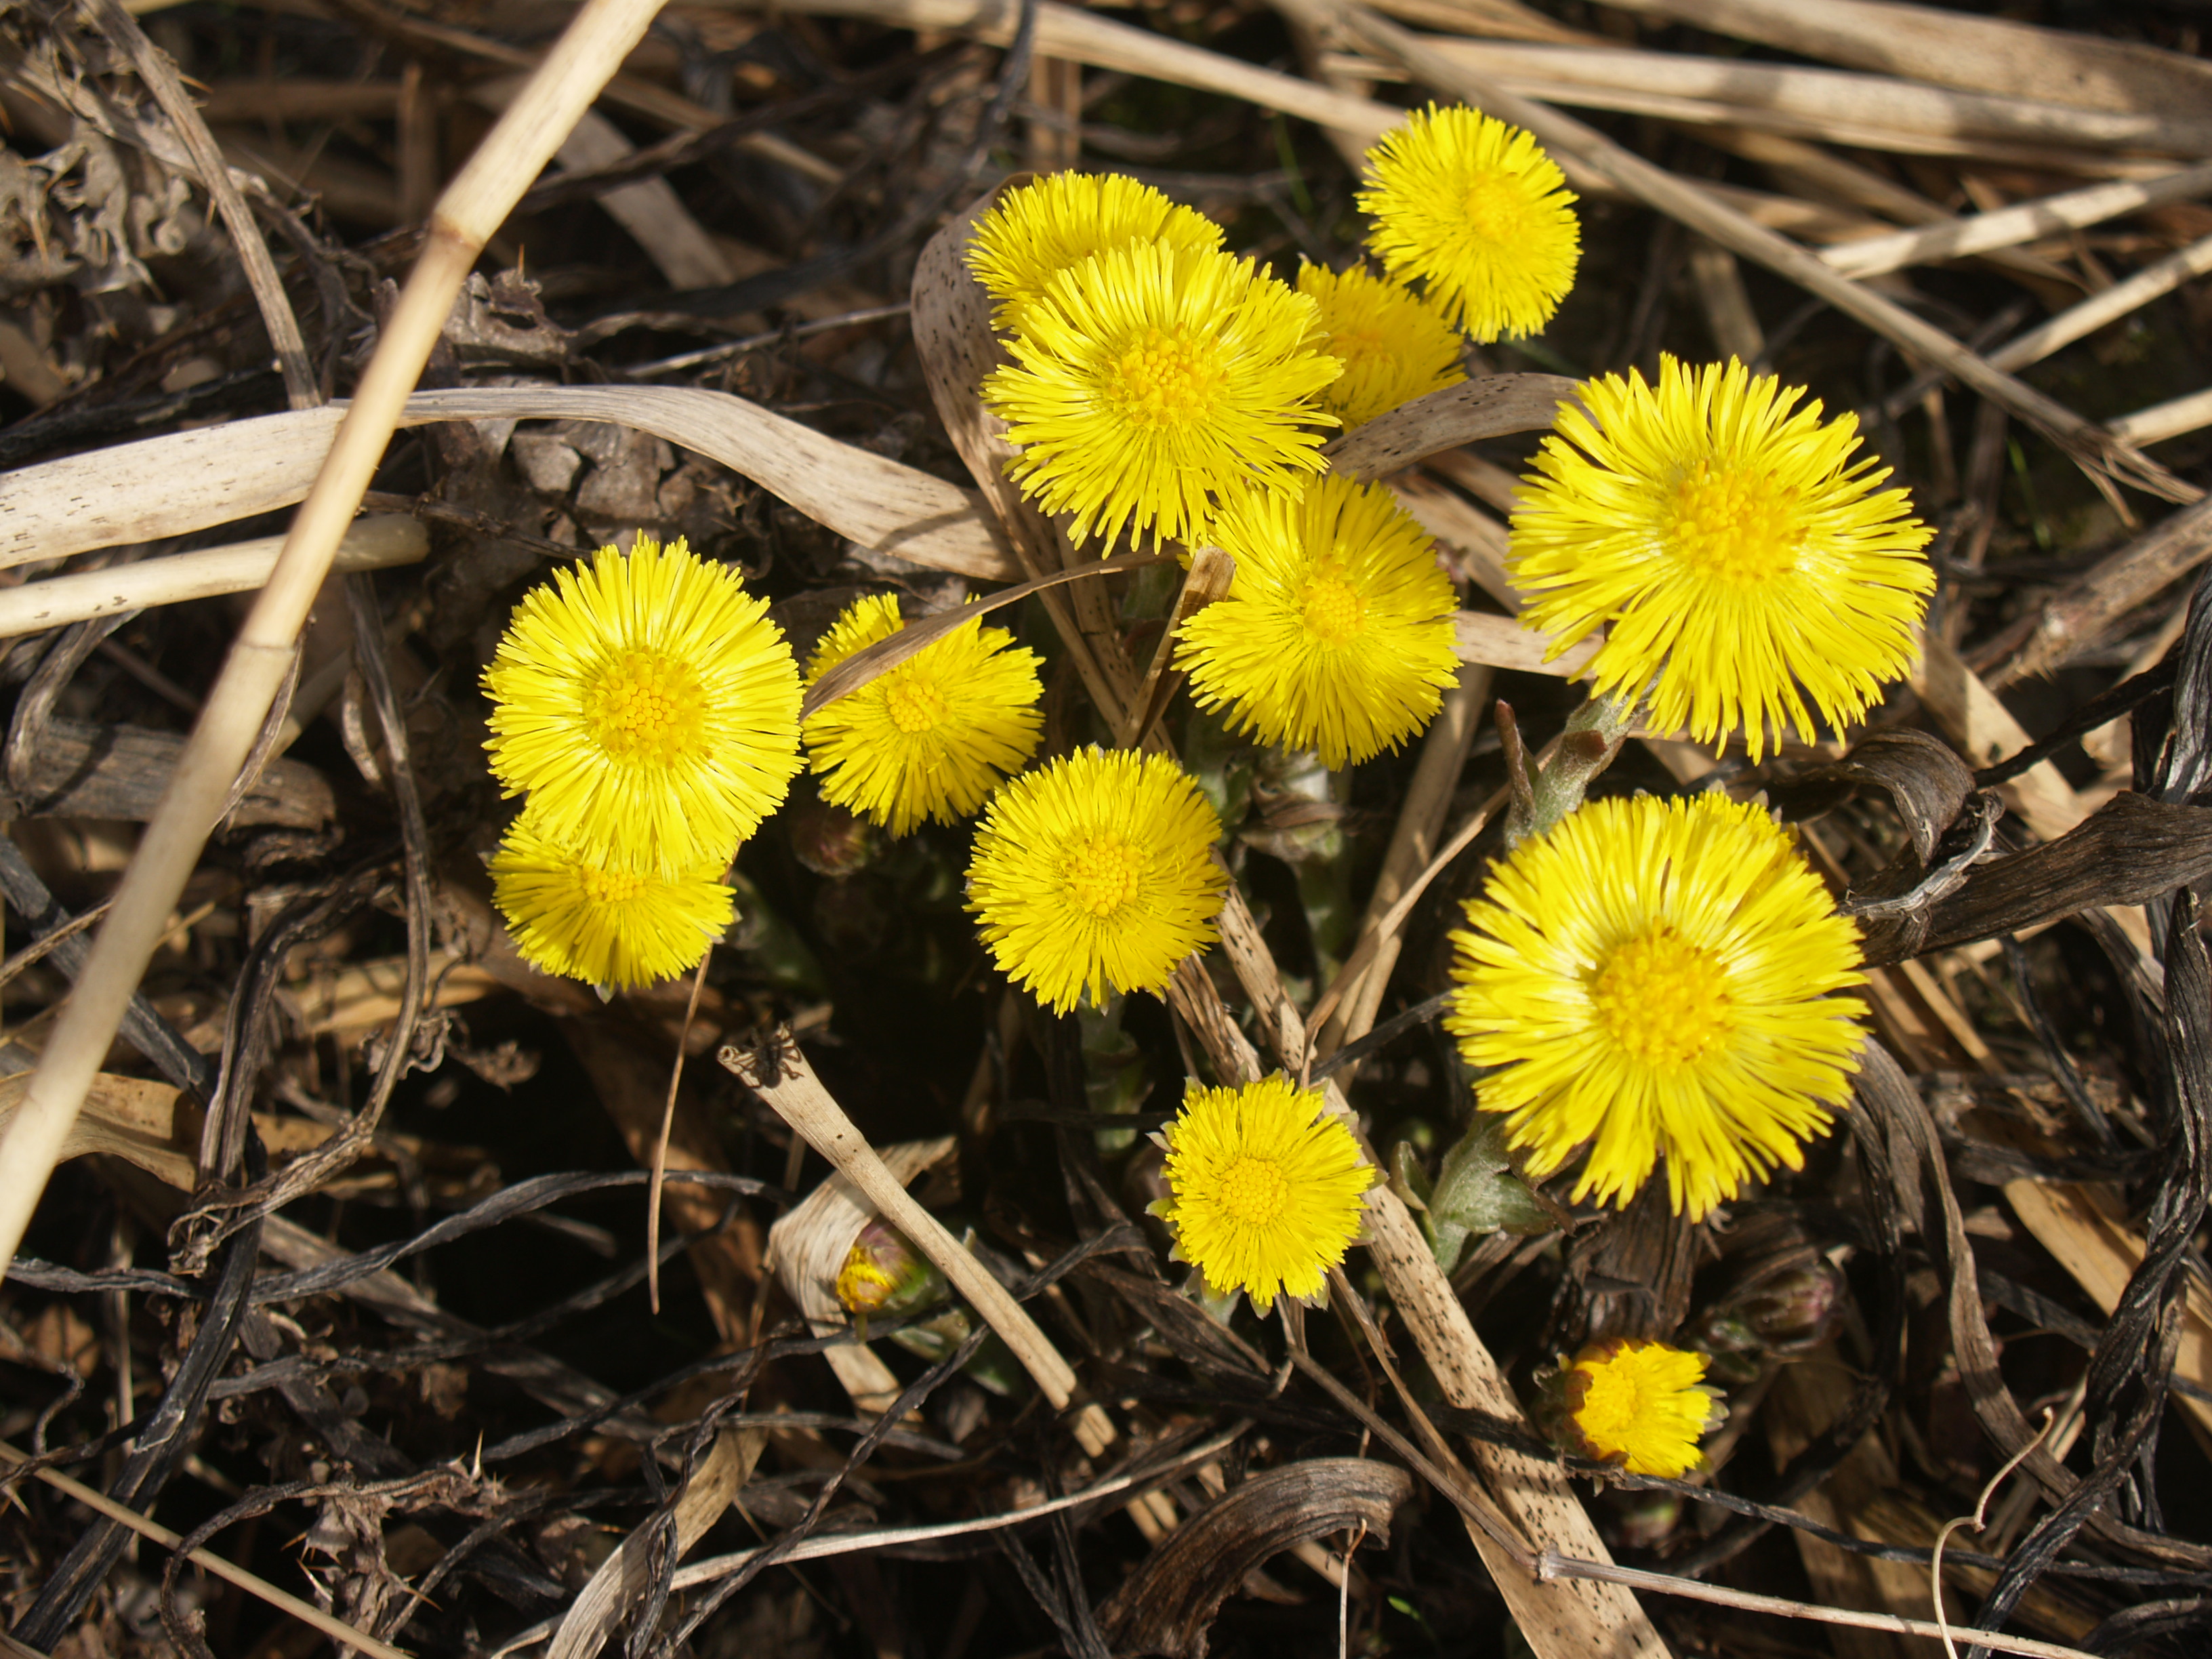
648;949;716;1312
1986;232;2212;373
0;0;674;1288
83;0;319;411
1822;159;2212;279
0;1441;411;1659
1286;0;2197;506
718;1031;1120;1457
0;516;427;640
2110;386;2212;447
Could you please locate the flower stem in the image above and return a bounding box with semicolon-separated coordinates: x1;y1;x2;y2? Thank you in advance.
1506;691;1635;847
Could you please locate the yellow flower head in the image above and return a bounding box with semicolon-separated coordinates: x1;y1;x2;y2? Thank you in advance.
966;170;1223;330
966;747;1229;1014
1446;792;1866;1221
1509;356;1935;760
802;595;1044;837
1561;1338;1723;1477
1151;1073;1374;1313
483;536;802;874
1176;475;1461;768
981;241;1341;552
1298;262;1467;430
1357;104;1580;343
490;809;733;992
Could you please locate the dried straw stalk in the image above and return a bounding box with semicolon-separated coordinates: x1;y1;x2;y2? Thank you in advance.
0;0;675;1284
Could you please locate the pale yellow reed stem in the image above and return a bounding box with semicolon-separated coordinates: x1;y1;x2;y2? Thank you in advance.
0;0;672;1285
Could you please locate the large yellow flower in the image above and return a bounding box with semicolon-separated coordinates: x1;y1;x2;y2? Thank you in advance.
1509;356;1935;759
802;595;1044;836
981;241;1341;552
1446;793;1866;1221
1151;1074;1374;1313
966;748;1228;1014
1560;1339;1723;1477
1357;104;1580;342
966;170;1223;330
1298;262;1467;430
490;809;734;992
482;536;802;874
1176;476;1461;768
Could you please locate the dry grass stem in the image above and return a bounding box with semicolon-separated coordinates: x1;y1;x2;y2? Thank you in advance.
0;0;674;1286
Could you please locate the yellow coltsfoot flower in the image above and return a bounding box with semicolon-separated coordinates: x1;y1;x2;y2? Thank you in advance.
1151;1073;1374;1313
490;809;734;993
965;170;1223;330
802;594;1044;836
1176;474;1461;769
1509;355;1935;759
1298;262;1467;430
1552;1338;1725;1477
981;241;1340;552
966;748;1228;1014
483;536;802;874
1357;104;1580;343
1446;792;1867;1221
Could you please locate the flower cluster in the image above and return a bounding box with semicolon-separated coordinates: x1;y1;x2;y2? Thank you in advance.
482;536;802;992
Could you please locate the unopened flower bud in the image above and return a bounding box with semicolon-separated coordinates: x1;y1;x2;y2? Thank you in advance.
835;1218;948;1323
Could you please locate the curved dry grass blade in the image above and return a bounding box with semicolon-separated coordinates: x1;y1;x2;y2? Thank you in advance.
1322;373;1584;480
800;554;1169;718
0;0;676;1288
0;384;1017;581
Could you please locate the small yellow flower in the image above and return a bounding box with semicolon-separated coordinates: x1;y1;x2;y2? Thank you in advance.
981;240;1340;552
1446;793;1866;1221
1561;1339;1724;1477
966;748;1228;1014
966;170;1223;330
1298;262;1467;430
1176;475;1461;768
1151;1073;1374;1313
483;536;802;874
490;809;733;992
1357;104;1580;342
803;595;1044;836
1509;355;1935;759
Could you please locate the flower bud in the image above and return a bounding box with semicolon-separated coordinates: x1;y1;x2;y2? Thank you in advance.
835;1218;949;1323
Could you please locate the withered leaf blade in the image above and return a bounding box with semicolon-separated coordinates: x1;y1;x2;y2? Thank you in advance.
1769;728;1973;863
1092;1458;1412;1659
1322;373;1583;481
1860;791;2212;965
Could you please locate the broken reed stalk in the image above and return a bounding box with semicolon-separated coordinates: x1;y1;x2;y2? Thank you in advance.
718;1033;1122;1458
0;0;675;1286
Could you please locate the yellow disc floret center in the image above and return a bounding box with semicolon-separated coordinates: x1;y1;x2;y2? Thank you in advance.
584;649;710;766
1063;833;1146;919
579;865;647;906
1299;572;1369;646
1104;327;1226;432
1460;173;1534;244
1216;1153;1291;1227
1663;460;1801;585
1590;928;1734;1067
1576;1357;1656;1447
882;672;948;735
